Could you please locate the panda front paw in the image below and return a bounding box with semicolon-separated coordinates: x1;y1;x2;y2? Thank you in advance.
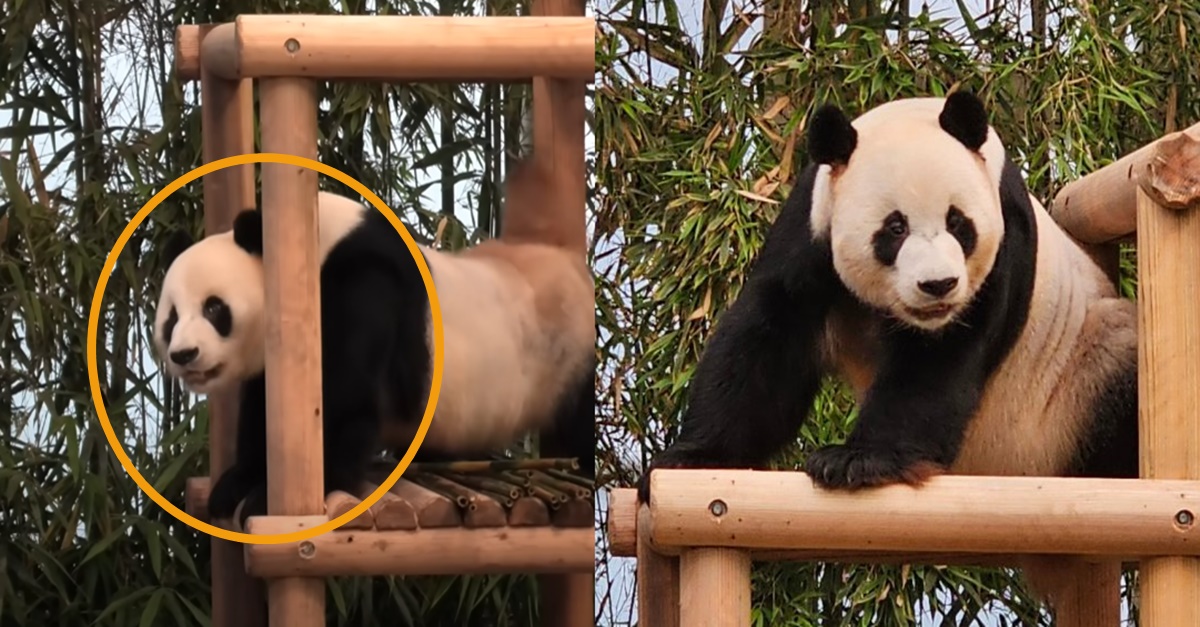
237;483;268;529
804;444;944;490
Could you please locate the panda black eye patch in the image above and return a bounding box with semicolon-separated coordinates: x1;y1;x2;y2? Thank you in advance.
202;296;233;337
945;206;977;257
871;210;909;266
163;307;178;344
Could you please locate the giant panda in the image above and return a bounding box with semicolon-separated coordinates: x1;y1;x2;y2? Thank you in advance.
153;164;596;525
635;92;1138;606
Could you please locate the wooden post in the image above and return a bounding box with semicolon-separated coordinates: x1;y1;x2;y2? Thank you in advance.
636;504;680;627
529;0;592;623
1134;131;1200;624
679;548;750;627
198;25;266;627
257;76;326;627
1050;559;1122;627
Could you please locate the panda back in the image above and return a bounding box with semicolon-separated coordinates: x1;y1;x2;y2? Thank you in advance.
420;241;595;452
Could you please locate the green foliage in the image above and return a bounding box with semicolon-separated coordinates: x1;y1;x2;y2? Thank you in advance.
0;0;558;625
594;0;1200;625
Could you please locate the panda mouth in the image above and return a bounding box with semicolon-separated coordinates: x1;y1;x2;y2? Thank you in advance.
183;364;224;386
906;303;956;321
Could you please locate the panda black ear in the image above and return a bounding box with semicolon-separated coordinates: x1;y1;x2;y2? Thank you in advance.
808;104;858;166
161;230;194;269
938;91;989;151
232;210;264;256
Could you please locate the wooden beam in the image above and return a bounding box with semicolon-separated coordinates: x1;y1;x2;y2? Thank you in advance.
1134;121;1200;626
242;517;594;577
175;24;208;82
198;15;595;82
258;76;325;627
199;63;264;627
1049;121;1200;244
645;470;1200;557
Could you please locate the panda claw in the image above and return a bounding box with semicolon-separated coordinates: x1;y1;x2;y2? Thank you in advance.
804;444;943;490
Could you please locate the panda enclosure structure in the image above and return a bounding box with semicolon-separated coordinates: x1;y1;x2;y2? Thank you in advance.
607;124;1200;625
169;9;594;627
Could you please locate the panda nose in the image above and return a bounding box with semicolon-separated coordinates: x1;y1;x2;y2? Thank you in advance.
170;347;200;366
918;277;959;298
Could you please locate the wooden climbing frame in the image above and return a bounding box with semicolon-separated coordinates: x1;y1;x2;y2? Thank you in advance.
172;8;595;627
608;123;1200;626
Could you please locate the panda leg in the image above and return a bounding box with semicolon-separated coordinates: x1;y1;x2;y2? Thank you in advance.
636;167;840;504
636;276;833;504
804;335;988;490
316;266;413;501
543;355;597;479
208;374;268;521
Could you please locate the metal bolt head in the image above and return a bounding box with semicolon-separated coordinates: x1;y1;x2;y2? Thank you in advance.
298;540;316;558
1176;509;1195;529
285;38;301;53
708;499;727;517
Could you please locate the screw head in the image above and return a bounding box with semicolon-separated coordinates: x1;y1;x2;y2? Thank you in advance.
298;541;316;558
284;38;301;53
1176;509;1195;529
708;499;728;517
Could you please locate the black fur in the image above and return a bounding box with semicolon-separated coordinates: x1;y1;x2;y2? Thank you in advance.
871;211;908;266
162;230;194;268
231;211;263;256
808;104;858;166
1071;362;1139;479
946;207;977;257
636;163;842;503
207;207;433;523
938;92;989;152
635;121;1040;504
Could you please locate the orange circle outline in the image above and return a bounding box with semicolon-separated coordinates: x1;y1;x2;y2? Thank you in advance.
86;152;443;545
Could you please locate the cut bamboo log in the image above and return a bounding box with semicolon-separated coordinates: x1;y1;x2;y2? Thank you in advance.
197;15;595;82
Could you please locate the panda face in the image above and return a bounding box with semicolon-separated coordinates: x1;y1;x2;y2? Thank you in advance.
807;94;1007;332
153;233;266;394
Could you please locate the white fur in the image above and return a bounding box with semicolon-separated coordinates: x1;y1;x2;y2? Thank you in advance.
400;245;594;452
155;192;366;396
810;97;1007;331
154;233;265;395
953;195;1136;476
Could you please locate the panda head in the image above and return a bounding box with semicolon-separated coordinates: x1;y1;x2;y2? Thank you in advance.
152;211;266;395
807;92;1008;332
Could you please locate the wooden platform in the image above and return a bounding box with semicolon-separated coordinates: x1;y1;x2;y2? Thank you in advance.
187;459;593;531
184;460;594;577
